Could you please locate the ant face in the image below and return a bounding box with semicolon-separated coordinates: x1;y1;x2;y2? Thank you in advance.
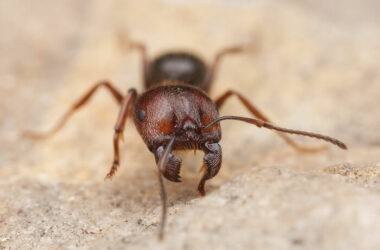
133;85;221;152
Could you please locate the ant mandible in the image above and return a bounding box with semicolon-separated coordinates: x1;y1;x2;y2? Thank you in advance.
25;36;347;239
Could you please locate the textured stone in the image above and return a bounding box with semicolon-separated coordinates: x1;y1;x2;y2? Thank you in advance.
1;0;380;249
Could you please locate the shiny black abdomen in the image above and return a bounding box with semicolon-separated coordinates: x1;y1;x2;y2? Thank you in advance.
146;52;207;90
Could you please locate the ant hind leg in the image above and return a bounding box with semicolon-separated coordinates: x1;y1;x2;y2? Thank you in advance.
118;33;151;89
202;46;247;92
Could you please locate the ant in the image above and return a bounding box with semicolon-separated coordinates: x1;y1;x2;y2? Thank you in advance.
24;36;347;239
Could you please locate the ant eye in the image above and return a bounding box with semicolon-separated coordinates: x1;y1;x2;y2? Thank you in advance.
138;110;146;121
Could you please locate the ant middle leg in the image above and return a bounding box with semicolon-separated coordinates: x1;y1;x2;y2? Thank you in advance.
23;81;124;140
214;90;327;153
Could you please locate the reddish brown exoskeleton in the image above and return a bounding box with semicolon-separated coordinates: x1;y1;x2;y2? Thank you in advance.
25;37;347;239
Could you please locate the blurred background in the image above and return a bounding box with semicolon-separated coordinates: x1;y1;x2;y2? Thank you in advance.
0;0;379;249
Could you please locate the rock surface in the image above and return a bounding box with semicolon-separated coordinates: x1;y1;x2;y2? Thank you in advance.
1;0;379;249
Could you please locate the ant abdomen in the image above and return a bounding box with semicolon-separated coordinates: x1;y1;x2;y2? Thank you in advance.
147;52;207;91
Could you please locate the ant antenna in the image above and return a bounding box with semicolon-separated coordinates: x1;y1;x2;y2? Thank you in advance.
157;135;176;240
204;116;347;150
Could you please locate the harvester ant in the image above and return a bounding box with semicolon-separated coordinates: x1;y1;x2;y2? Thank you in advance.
24;36;347;239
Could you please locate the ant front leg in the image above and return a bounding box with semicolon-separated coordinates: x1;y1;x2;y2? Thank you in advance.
23;81;123;140
105;88;137;179
215;90;327;153
198;142;222;196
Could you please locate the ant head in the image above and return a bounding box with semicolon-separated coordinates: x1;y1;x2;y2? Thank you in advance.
133;85;176;150
133;85;221;151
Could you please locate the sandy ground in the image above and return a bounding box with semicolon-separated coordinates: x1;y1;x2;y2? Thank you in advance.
0;0;379;249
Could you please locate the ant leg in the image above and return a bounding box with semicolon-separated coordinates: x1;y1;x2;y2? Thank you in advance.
155;146;182;182
105;88;137;179
198;142;222;196
214;90;327;153
202;46;246;92
118;34;150;88
23;81;124;140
